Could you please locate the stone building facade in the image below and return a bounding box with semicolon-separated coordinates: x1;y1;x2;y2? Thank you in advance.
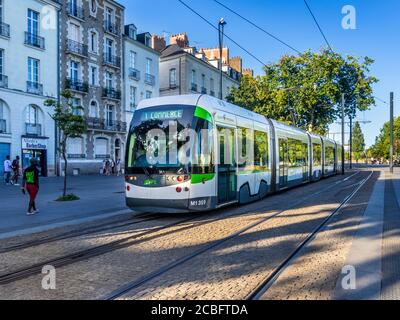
59;0;125;175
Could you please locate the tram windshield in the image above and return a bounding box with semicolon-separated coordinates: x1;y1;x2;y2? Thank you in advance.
125;105;214;175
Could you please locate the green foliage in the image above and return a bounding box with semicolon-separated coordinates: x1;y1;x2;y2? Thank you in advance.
227;49;378;135
370;117;400;160
351;121;366;162
45;90;86;197
56;194;80;202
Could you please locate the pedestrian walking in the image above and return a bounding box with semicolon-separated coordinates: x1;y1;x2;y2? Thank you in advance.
105;159;111;176
3;155;12;185
116;158;121;176
12;156;20;186
111;158;115;175
22;158;40;216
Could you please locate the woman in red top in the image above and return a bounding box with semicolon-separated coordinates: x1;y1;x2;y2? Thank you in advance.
22;159;40;216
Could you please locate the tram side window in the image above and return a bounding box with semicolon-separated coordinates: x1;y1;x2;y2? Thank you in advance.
313;143;322;166
325;146;335;166
254;131;269;171
238;127;254;169
288;138;308;168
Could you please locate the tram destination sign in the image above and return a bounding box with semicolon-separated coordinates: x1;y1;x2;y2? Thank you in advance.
141;109;184;121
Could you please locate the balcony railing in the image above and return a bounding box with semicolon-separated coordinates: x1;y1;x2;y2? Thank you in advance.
66;39;88;57
26;81;43;95
68;5;85;20
103;21;119;35
103;53;121;68
0;75;8;88
68;154;86;159
145;73;155;86
129;102;137;111
95;154;111;159
66;78;89;93
128;68;140;81
201;87;207;94
86;117;126;132
191;83;198;92
25;123;42;136
0;119;6;133
0;22;10;38
102;87;121;100
25;32;45;49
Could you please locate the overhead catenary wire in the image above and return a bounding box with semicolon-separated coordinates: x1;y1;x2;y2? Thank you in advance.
303;0;334;52
213;0;301;55
178;0;268;67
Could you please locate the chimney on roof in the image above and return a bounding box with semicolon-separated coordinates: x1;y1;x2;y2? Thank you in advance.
229;56;242;74
169;33;189;48
243;68;254;77
152;34;166;52
199;47;229;65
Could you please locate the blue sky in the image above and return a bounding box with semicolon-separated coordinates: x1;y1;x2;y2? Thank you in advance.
121;0;399;147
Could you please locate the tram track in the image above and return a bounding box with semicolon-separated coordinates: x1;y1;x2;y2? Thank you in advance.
0;171;361;289
247;171;374;300
102;171;367;300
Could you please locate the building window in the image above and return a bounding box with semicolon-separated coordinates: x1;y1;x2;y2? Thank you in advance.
106;105;114;126
202;74;206;87
90;66;97;86
191;70;196;84
72;97;82;115
70;22;80;42
146;58;152;75
105;38;113;59
90;0;97;15
129;51;136;69
95;137;108;157
128;25;136;40
0;49;3;75
129;86;136;110
70;60;79;81
27;9;39;36
67;137;84;156
27;57;39;84
105;72;113;89
145;91;152;99
90;31;98;53
210;78;214;93
89;100;98;117
0;0;3;23
105;7;113;25
169;68;176;87
26;105;38;124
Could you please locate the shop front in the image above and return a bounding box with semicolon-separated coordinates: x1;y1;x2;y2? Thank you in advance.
21;137;49;177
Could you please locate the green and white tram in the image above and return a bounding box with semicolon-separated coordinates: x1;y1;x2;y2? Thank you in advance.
125;95;340;213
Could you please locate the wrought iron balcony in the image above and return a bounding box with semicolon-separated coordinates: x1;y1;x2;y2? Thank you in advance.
68;5;85;20
25;32;45;49
95;154;111;159
66;78;89;93
129;102;137;111
25;123;42;136
145;73;155;86
128;68;140;81
0;75;8;88
103;53;121;68
102;87;121;100
67;154;86;159
103;21;119;35
191;83;198;92
0;22;10;38
0;119;6;133
85;117;126;132
26;81;43;95
66;39;88;57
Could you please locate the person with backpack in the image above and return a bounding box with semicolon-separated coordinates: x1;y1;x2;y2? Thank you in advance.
12;156;20;186
22;158;40;216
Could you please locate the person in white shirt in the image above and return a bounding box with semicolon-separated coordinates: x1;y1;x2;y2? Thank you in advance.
3;155;12;185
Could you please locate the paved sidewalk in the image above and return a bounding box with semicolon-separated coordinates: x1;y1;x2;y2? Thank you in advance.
334;167;400;300
0;175;130;239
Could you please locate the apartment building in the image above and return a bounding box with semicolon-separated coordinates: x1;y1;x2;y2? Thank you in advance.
59;0;125;175
158;33;244;101
123;24;160;126
0;0;60;176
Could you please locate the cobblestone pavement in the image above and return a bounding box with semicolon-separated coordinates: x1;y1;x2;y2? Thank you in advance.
260;171;378;300
0;171;368;300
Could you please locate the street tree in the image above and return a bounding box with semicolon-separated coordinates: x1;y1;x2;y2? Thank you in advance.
351;121;366;162
370;116;400;160
227;49;378;135
45;90;86;200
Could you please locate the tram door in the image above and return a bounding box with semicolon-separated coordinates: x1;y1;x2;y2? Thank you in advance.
279;138;288;188
217;127;237;204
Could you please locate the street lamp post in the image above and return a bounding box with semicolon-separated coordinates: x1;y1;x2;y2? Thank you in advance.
218;18;227;100
390;92;394;173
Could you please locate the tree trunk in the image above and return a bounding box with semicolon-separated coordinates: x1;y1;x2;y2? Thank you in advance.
61;139;68;197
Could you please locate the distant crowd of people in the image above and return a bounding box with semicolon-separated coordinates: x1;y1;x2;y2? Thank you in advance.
102;158;122;176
